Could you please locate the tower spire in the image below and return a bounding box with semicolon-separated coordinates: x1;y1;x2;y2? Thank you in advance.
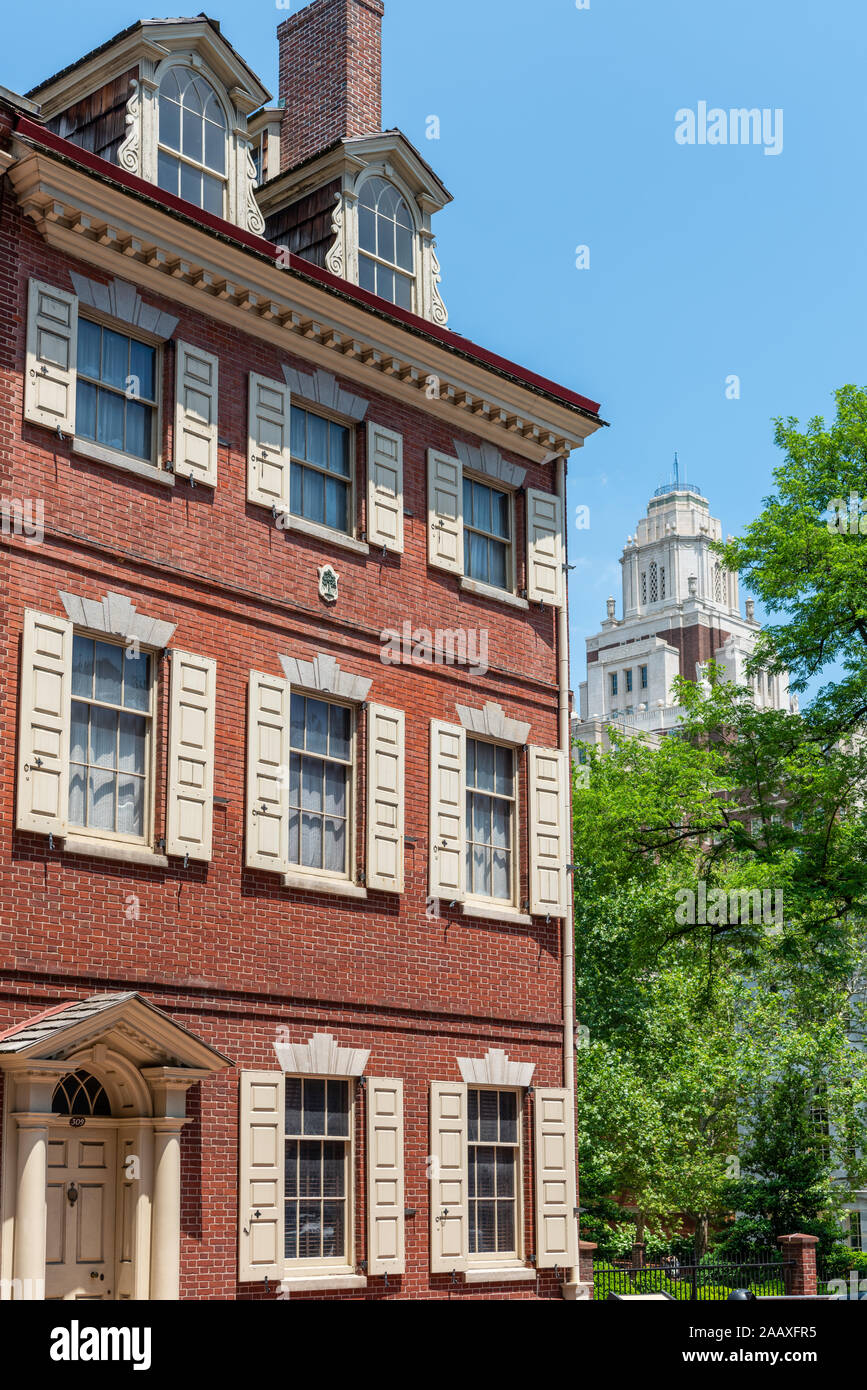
673;452;679;488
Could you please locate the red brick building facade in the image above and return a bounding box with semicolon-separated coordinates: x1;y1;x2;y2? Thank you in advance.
0;4;603;1301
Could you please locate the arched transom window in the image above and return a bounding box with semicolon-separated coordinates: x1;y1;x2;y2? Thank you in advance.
158;67;227;216
52;1069;112;1116
358;177;415;310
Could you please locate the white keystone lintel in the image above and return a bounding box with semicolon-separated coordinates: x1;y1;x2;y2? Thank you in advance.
456;701;531;746
69;272;179;339
282;365;369;422
274;1032;370;1078
457;1049;535;1088
279;652;372;703
454;440;526;489
59;591;177;648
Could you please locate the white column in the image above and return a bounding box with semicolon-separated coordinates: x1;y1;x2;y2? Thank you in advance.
13;1118;48;1299
150;1119;185;1301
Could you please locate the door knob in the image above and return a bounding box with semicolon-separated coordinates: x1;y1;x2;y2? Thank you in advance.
66;1183;79;1207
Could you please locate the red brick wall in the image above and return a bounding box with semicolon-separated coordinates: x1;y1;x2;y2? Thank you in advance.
278;0;384;171
0;201;570;1300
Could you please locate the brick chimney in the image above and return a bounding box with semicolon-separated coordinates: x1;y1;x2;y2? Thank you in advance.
278;0;385;172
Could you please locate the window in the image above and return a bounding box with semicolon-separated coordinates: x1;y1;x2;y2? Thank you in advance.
463;477;511;590
466;739;515;903
69;636;152;840
76;320;157;464
290;407;352;534
288;694;353;878
625;669;633;694
850;1211;863;1251
640;665;648;689
157;67;227;215
52;1070;111;1117
610;673;618;697
714;564;724;604
468;1089;519;1258
650;562;659;602
358;177;415;309
641;572;647;605
810;1091;831;1164
660;567;666;600
284;1076;351;1264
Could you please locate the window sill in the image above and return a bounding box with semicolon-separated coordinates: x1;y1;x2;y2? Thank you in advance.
280;1271;368;1293
462;902;532;927
61;835;169;868
281;513;370;556
459;577;529;610
282;872;368;899
72;437;174;487
464;1265;536;1285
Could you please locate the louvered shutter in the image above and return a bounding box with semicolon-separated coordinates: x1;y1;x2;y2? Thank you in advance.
17;609;73;836
247;373;292;512
166;650;217;862
528;746;568;917
24;279;78;433
366;1078;405;1276
526;488;564;607
534;1088;578;1269
366;704;405;893
174;340;219;487
427;450;463;574
367;422;404;552
238;1071;285;1283
430;1081;468;1273
246;671;291;874
429;720;465;900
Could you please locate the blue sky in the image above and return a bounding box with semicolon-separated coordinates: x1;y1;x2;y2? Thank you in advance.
7;1;863;694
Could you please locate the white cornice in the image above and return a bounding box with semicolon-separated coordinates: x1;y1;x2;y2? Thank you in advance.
8;146;597;458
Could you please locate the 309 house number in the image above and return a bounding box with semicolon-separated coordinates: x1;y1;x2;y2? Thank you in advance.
69;1116;85;1128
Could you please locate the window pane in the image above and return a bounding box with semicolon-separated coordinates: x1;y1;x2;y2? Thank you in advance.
291;407;306;459
202;173;224;217
492;848;510;900
325;477;348;532
499;1091;518;1144
489;540;508;590
479;1090;499;1143
329;705;350;761
396;222;414;271
116;773;143;836
182;106;203;163
97;388;124;452
376;214;396;266
468;531;487;583
491;801;509;850
70;701;88;764
159;93;181;151
472;792;491;845
304;1080;326;1136
130;340;155;402
101;329;128;390
302;465;325;523
290;694;305;750
123;652;150;712
329;422;350;477
288;809;299;864
467;739;476;787
324;762;346;817
94;641;123;705
301;758;323;812
69;764;86;827
394;272;413;311
327;1082;350;1138
125;400;152;461
496;746;513;797
286;1078;302;1136
72;637;94;698
204;117;226;173
88;767;115;831
492;489;510;539
78;319;101;380
498;1200;515;1252
181;161;202;206
359;254;376;293
157;150;179;195
321;1201;344;1258
473;841;489;896
306;412;328;467
118;712;145;776
468;1089;479;1143
475;1201;496;1254
358;204;376;253
285;1141;298;1198
290;463;303;516
322;1141;345;1196
301;812;322;869
76;379;97;440
324;818;345;873
473;482;492;534
375;265;394;302
299;1144;320;1196
89;704;117;769
306;700;329;756
476;742;496;793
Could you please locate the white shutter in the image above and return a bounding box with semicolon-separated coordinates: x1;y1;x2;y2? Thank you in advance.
174;340;219;487
238;1071;285;1283
247;373;292;512
526;488;564;607
366;1078;405;1276
534;1088;578;1269
427;450;463;574
367;422;404;553
245;671;291;874
24;279;78;433
166;650;217;862
528;746;568;917
17;609;73;836
366;704;405;894
429;720;465;901
430;1081;468;1273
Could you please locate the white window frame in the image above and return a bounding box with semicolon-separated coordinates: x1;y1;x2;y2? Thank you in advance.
462;471;516;597
289;402;357;542
67;631;157;850
155;61;231;218
287;691;357;886
356;174;418;314
466;1084;524;1267
464;737;519;914
74;312;164;476
283;1073;357;1274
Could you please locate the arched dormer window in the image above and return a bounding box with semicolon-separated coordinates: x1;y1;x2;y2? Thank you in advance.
357;177;415;310
157;67;228;216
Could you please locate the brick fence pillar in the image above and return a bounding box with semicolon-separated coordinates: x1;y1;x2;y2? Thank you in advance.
778;1233;819;1297
578;1240;597;1295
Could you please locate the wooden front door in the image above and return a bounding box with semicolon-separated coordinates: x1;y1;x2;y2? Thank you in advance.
45;1126;116;1299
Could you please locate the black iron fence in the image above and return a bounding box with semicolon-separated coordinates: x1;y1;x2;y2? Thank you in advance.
593;1252;790;1301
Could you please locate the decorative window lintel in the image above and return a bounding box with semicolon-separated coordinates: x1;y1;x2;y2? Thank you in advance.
454;440;526;490
457;1049;535;1088
281;365;369;422
70;272;179;340
456;701;531;747
279;652;372;703
59;590;177;648
274;1031;370;1078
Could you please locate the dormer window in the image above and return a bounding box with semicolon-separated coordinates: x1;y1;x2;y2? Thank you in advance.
358;177;415;310
157;68;228;216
